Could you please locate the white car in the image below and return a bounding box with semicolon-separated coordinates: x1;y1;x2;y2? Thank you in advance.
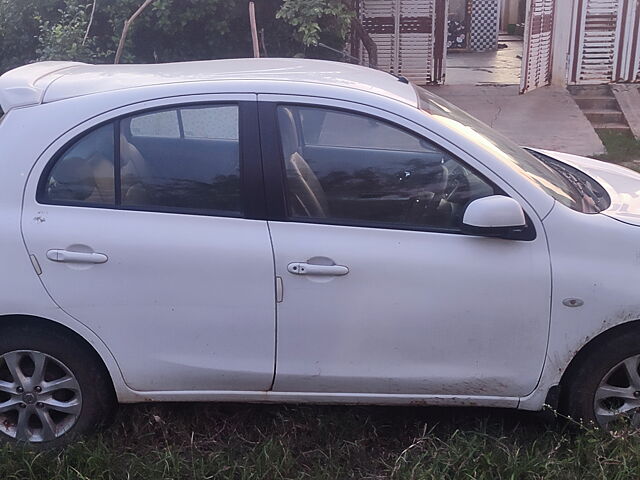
0;58;639;446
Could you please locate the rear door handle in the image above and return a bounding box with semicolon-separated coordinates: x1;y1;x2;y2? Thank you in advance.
287;262;349;276
46;249;108;264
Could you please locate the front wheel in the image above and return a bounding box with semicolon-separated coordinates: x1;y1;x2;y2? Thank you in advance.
564;332;640;429
0;323;116;447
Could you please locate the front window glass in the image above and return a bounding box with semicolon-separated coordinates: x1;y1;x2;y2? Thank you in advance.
414;85;606;214
278;105;496;230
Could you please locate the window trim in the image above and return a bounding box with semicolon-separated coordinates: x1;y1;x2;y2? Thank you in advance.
263;101;536;240
36;100;266;220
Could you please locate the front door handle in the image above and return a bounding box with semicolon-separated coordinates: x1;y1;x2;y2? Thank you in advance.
46;249;108;264
287;262;349;276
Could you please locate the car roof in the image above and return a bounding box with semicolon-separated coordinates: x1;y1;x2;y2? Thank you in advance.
0;58;418;113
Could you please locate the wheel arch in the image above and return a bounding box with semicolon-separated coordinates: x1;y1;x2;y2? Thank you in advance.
0;314;126;401
558;319;640;408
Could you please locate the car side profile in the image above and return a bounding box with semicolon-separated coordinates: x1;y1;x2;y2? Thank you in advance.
1;58;640;446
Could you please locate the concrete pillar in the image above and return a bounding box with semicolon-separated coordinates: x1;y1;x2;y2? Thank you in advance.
551;0;575;86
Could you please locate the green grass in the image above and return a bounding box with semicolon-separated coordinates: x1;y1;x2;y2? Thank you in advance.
3;404;640;479
595;130;640;168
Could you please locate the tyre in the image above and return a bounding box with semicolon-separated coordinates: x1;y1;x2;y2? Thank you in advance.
0;322;116;447
563;331;640;429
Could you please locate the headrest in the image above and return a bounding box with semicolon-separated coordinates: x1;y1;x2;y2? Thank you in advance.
278;107;300;160
49;156;96;200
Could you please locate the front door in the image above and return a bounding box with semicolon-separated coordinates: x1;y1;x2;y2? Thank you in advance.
263;99;551;397
21;99;276;392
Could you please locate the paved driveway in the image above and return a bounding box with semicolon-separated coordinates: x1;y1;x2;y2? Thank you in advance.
428;85;605;157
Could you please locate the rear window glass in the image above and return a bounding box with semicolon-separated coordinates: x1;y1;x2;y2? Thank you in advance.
40;104;242;216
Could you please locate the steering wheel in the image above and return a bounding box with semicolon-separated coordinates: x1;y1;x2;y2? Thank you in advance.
402;164;449;224
444;165;471;203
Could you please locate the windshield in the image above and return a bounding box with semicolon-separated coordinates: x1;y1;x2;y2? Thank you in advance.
414;85;605;214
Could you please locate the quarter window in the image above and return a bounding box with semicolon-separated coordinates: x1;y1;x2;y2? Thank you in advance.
277;106;496;230
41;104;242;215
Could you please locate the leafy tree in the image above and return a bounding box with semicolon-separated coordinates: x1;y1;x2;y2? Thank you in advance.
0;0;361;75
36;0;109;62
276;0;352;47
0;0;63;72
276;0;377;66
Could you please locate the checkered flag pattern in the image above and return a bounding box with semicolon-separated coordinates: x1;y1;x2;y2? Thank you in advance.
469;0;499;51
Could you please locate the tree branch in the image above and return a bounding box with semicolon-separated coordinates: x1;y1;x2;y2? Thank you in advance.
82;0;97;46
249;2;260;58
114;0;156;64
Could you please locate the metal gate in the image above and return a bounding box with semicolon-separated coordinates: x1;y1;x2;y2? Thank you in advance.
358;0;448;84
625;0;640;82
520;0;556;93
569;0;639;84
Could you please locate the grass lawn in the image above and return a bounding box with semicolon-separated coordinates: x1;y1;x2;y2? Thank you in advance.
2;403;640;479
595;130;640;170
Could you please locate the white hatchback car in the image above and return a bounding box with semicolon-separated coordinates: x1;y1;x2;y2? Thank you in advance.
0;58;639;446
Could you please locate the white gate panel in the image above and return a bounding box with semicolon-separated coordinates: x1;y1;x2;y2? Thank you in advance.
360;0;398;75
570;0;623;84
398;0;435;82
626;0;640;82
359;0;447;84
521;0;556;93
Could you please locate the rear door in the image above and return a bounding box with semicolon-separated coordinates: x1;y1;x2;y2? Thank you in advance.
21;96;277;392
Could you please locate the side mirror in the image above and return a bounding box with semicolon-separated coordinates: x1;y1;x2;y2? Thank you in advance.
462;195;529;239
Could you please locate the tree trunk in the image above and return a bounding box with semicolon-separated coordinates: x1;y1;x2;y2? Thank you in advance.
346;0;378;68
351;18;378;68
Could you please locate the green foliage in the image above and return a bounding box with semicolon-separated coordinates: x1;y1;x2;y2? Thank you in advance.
277;0;353;46
0;0;312;75
596;130;640;165
0;0;62;72
36;1;110;62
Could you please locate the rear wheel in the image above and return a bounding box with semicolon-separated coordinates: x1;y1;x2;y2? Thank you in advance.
0;323;115;447
564;332;640;429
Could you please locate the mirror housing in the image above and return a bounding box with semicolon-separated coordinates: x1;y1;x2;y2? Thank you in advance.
462;196;530;240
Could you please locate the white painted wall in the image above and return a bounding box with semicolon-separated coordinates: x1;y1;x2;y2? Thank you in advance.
550;0;574;86
501;0;522;30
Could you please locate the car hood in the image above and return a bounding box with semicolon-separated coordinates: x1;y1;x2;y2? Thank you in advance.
531;149;640;226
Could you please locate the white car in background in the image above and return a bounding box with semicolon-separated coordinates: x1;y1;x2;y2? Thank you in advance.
0;58;639;446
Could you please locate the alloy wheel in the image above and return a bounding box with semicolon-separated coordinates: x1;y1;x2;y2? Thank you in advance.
594;354;640;428
0;350;82;442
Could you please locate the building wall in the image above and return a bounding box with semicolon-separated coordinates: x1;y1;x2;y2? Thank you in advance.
450;0;468;19
500;0;522;30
